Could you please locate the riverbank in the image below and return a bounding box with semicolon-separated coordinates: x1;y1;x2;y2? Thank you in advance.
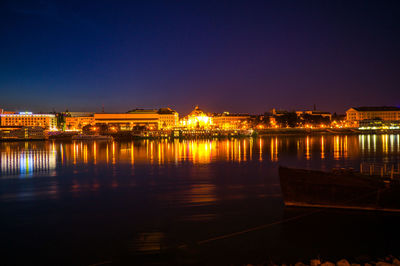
257;128;400;136
257;128;356;136
1;128;400;142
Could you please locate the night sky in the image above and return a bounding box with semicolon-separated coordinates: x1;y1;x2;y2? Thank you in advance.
1;0;399;115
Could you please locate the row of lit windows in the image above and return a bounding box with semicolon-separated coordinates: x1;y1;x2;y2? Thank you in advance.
2;122;45;124
3;117;48;119
347;111;400;121
2;123;45;126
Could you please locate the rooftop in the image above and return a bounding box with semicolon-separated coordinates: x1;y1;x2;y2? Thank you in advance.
213;112;250;117
157;108;177;114
187;106;208;117
352;106;400;111
127;109;158;114
64;111;94;117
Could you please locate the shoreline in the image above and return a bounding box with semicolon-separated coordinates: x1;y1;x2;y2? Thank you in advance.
1;128;400;142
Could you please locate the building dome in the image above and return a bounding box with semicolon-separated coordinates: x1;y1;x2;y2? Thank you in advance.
181;106;212;129
188;106;206;117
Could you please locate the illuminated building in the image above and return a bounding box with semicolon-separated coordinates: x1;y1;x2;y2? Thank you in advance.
61;111;94;131
358;120;400;130
330;114;347;128
0;127;45;139
347;106;400;122
296;110;332;120
65;116;95;131
269;109;298;128
269;116;278;128
157;108;179;129
295;110;332;128
0;112;57;130
127;109;159;115
66;111;94;117
63;108;179;131
212;112;250;130
126;108;179;129
94;113;160;130
180;106;212;129
270;108;289;116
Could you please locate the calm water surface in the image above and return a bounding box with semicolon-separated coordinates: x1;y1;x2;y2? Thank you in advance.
1;135;400;265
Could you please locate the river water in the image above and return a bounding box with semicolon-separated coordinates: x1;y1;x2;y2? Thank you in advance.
1;135;400;265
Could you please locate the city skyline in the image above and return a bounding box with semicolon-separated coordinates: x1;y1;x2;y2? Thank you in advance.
2;103;400;117
1;1;400;114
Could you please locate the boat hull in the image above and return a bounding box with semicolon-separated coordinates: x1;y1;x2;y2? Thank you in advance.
279;166;400;212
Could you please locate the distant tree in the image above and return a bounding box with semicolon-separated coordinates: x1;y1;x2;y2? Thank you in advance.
98;124;109;135
332;113;346;122
133;125;147;131
302;114;330;126
82;124;93;134
275;112;298;128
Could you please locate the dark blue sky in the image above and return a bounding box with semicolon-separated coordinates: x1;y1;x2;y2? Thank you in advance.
1;0;399;115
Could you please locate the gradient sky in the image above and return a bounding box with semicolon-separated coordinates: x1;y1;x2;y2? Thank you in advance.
1;0;399;115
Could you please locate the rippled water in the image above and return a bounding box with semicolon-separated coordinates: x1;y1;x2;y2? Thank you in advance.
1;135;400;265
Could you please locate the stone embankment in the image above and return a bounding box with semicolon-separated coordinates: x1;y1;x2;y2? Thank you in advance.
246;257;400;266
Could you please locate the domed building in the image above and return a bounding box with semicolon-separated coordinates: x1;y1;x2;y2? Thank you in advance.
180;106;212;129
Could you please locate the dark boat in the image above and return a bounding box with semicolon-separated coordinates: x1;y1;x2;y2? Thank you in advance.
279;166;400;212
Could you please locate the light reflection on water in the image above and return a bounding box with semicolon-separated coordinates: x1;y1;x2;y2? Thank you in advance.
0;146;56;177
0;134;399;204
0;135;399;178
